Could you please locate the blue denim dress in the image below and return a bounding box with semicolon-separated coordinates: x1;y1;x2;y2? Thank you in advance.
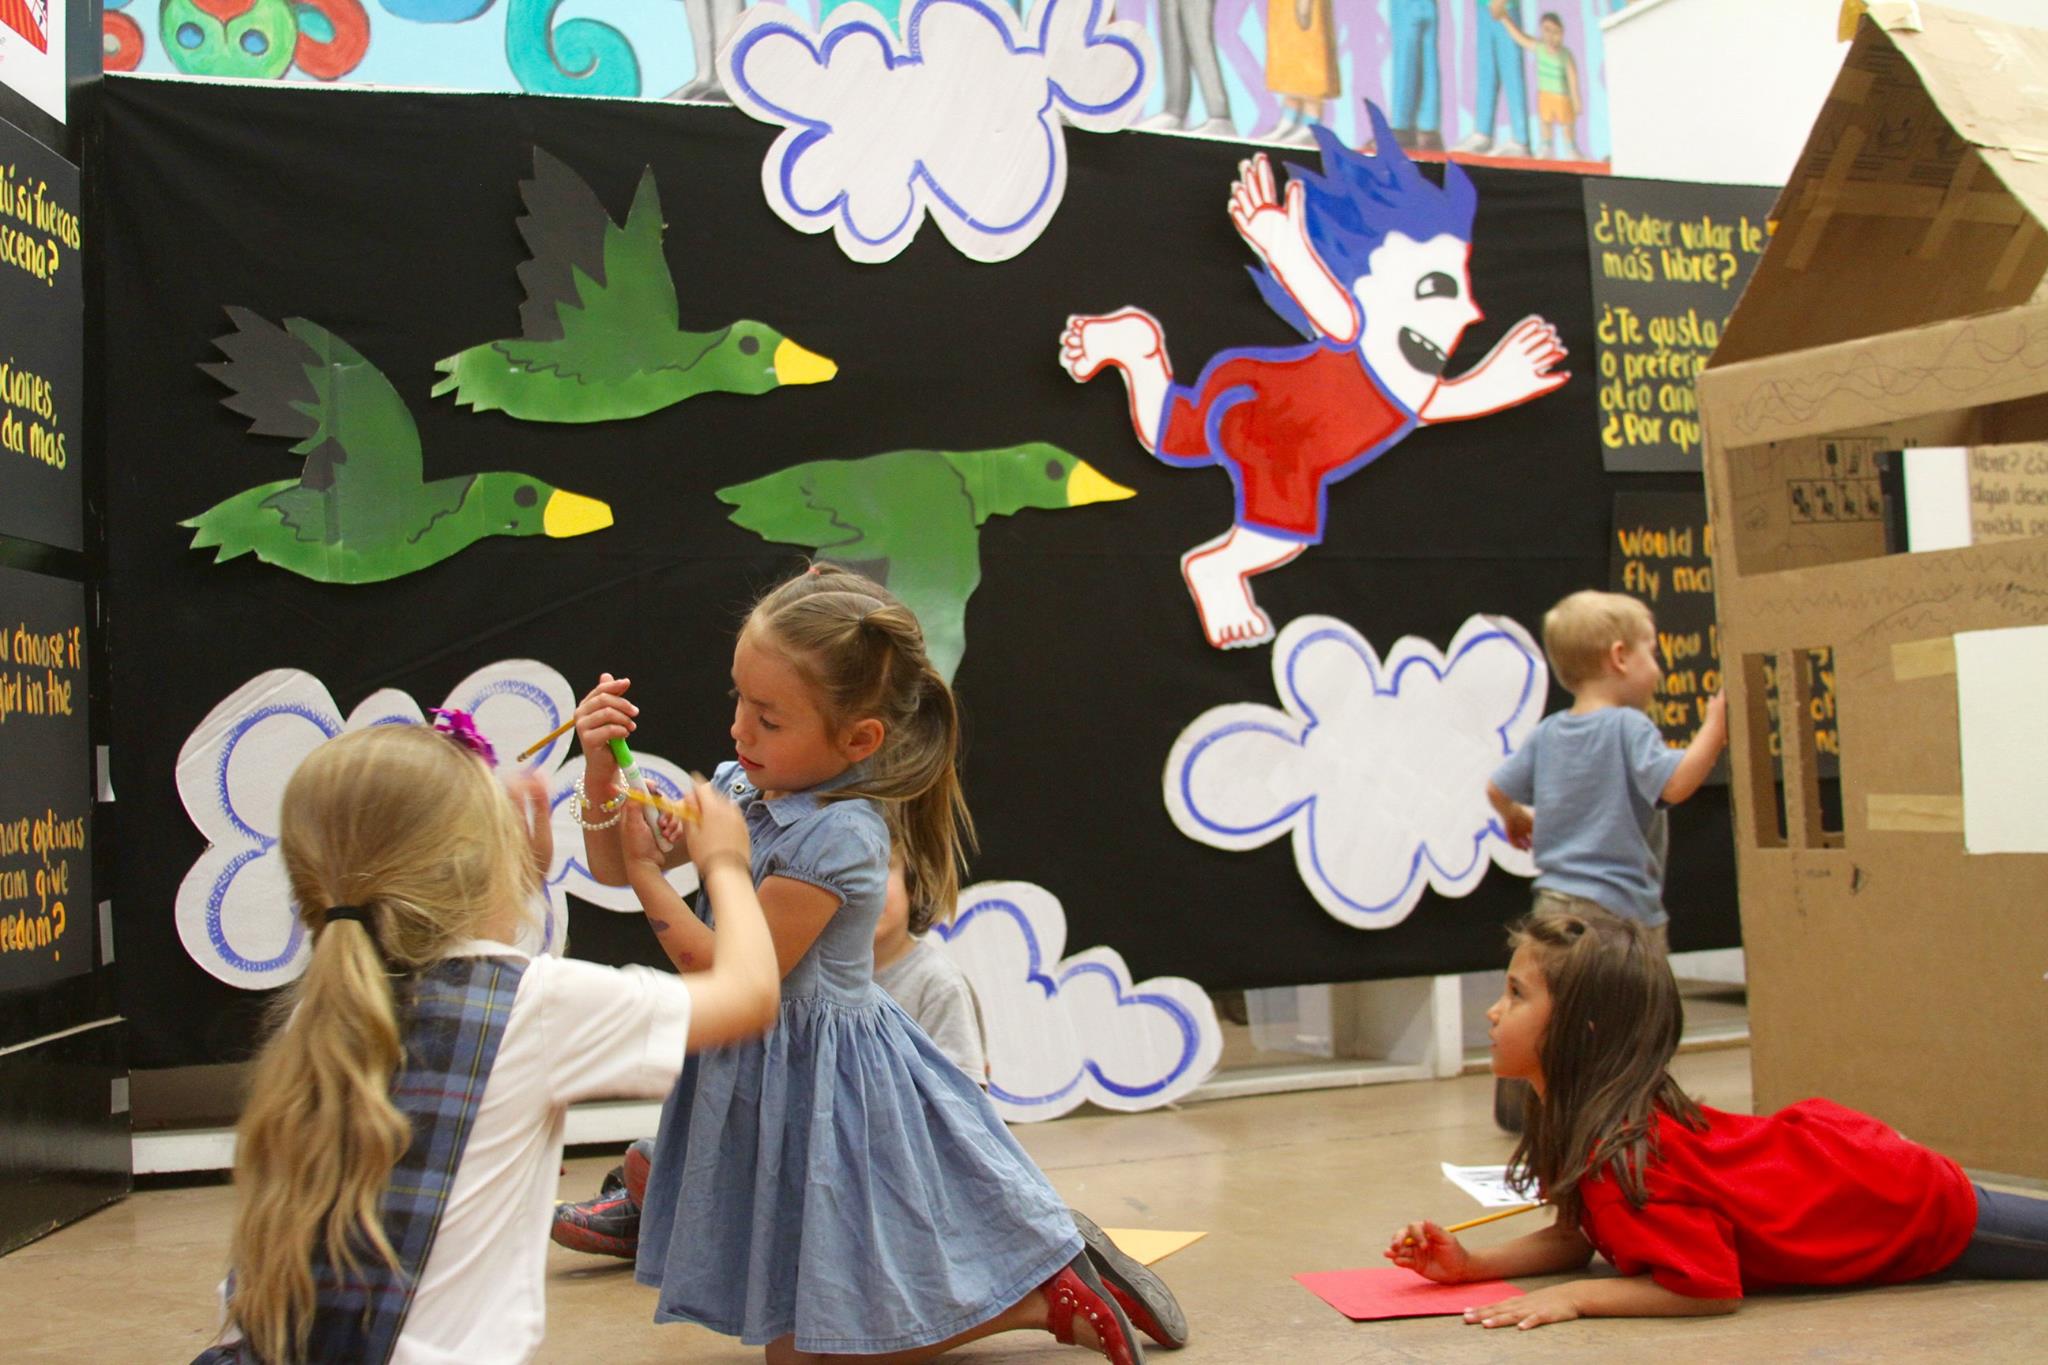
636;763;1081;1352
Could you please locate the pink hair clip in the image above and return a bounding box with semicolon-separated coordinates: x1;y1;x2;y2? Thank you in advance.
429;708;498;767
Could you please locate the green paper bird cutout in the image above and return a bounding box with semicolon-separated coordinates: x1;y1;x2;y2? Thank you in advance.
431;148;838;423
182;309;614;584
717;444;1136;682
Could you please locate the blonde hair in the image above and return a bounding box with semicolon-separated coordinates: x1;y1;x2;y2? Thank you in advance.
746;564;976;920
1504;907;1702;1226
226;724;537;1361
1541;590;1654;691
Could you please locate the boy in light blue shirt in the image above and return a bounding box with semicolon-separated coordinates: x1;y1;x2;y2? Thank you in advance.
1485;590;1727;1128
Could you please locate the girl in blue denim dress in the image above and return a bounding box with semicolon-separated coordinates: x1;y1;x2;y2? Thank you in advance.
572;565;1178;1363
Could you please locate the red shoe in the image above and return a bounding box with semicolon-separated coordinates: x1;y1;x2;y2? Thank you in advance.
550;1165;638;1259
623;1136;653;1207
1070;1209;1188;1348
1045;1255;1146;1365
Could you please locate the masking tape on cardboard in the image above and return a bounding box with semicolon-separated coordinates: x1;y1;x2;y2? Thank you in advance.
1891;637;1957;681
1866;793;1964;832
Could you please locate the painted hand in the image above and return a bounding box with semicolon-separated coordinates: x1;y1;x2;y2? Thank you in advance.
1383;1221;1472;1283
1427;316;1569;420
1464;1283;1581;1330
1228;154;1306;266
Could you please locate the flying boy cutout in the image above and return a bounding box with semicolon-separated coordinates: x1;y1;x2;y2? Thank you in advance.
1061;106;1569;650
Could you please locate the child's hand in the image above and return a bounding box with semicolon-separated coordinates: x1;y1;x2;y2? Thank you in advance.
618;793;666;875
504;769;554;881
680;781;751;878
1503;802;1534;852
1384;1221;1471;1283
1464;1283;1580;1330
574;673;637;772
1703;691;1728;731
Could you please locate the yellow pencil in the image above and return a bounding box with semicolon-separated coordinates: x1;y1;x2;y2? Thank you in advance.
622;786;700;824
515;718;577;763
1406;1204;1541;1244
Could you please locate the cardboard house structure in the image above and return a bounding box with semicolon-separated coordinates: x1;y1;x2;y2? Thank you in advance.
1699;3;2048;1177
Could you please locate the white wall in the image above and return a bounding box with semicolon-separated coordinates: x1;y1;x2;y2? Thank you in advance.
1605;0;2048;188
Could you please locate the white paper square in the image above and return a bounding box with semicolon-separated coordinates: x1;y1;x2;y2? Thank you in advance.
1955;624;2048;854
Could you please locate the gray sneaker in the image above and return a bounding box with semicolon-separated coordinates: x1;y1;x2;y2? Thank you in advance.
1453;132;1494;154
1492;139;1532;159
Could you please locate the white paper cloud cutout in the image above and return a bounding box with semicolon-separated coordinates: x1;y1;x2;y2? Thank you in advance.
1164;614;1543;931
174;660;699;989
933;879;1220;1121
718;0;1149;264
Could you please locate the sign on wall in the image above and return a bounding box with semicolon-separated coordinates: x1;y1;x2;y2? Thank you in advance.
0;0;66;123
1584;178;1774;473
0;112;82;548
0;565;92;991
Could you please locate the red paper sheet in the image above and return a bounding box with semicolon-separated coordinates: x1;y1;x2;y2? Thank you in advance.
1294;1267;1523;1321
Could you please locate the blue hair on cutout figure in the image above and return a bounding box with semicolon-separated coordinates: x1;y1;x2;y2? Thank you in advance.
1251;102;1480;340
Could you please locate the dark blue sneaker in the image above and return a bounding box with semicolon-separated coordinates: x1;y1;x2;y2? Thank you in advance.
551;1163;638;1258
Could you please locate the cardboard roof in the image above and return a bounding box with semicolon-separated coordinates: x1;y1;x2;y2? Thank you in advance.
1713;3;2048;368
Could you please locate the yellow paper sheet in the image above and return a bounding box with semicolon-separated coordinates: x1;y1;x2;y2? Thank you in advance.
1102;1228;1207;1266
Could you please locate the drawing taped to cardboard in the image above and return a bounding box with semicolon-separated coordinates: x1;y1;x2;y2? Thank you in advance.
718;0;1149;264
433;149;838;422
174;660;699;988
1062;105;1568;650
934;879;1221;1121
716;443;1135;683
1164;613;1542;930
181;310;615;583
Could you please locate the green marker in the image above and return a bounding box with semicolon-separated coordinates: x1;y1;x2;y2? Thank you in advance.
609;738;671;851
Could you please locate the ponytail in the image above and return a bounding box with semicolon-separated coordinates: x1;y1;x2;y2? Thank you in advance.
227;909;409;1362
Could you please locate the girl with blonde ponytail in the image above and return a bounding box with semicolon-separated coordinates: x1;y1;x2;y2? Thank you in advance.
201;720;779;1364
575;564;1183;1364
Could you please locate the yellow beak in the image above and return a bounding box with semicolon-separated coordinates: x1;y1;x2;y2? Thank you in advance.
1065;460;1137;507
773;338;838;386
543;489;614;538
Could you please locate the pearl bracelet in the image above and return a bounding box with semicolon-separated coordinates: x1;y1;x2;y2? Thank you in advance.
571;775;627;830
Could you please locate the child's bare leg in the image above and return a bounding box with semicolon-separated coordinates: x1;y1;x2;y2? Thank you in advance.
1181;523;1305;649
765;1288;1108;1364
1060;308;1172;450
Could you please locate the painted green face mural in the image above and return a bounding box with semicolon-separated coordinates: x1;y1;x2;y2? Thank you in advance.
161;0;297;81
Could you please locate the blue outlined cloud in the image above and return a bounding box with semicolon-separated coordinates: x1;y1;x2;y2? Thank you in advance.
934;880;1221;1121
173;660;698;988
718;0;1148;264
1164;614;1543;931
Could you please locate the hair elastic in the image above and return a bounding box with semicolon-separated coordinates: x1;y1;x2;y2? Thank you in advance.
429;708;499;767
324;904;374;929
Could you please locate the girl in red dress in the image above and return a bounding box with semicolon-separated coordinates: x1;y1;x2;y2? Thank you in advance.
1386;905;2048;1329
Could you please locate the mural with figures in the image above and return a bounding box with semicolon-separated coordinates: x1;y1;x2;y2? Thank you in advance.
105;0;1628;165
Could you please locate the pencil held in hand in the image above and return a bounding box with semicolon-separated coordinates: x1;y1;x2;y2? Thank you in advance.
514;718;576;763
623;787;699;824
1405;1204;1540;1244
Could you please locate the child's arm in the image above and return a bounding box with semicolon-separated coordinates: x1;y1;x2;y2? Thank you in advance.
1386;1217;1593;1284
572;673;639;887
757;878;847;979
1499;14;1538;49
1660;692;1728;805
668;783;781;1049
1486;780;1535;851
620;793;720;972
1227;153;1362;344
1566;52;1583;119
1464;1275;1740;1330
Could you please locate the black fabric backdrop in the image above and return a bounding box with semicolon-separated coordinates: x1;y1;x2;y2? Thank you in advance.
102;78;1738;1069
